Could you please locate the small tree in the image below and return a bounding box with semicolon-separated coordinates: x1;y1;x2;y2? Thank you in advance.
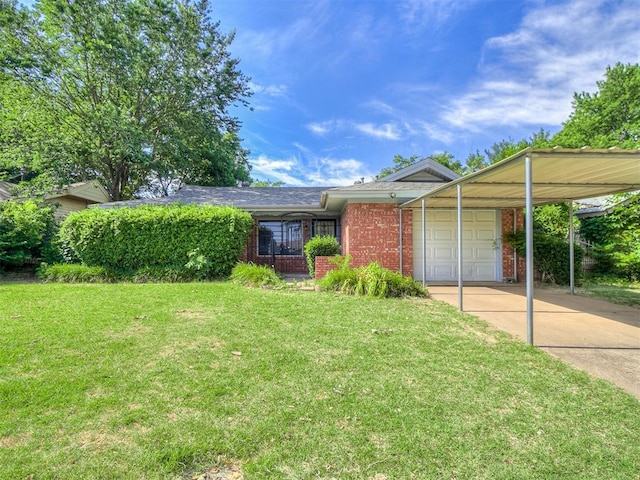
304;235;341;278
0;199;57;269
504;229;584;285
579;195;640;281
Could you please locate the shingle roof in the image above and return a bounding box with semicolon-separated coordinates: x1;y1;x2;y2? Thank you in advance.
99;185;331;209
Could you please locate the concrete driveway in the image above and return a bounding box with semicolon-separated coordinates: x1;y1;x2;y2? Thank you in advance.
429;285;640;400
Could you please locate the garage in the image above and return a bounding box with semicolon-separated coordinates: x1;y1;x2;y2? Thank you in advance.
412;209;499;282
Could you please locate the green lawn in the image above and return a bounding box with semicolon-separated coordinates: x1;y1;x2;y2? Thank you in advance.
1;283;638;479
578;280;640;307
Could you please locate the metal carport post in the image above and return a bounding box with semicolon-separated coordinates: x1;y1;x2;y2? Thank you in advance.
457;184;463;311
525;156;534;345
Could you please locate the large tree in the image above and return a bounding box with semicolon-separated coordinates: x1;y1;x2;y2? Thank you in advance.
0;0;251;200
553;63;640;149
464;129;552;173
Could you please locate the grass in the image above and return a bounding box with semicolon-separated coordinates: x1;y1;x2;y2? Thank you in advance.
577;278;640;307
0;283;638;479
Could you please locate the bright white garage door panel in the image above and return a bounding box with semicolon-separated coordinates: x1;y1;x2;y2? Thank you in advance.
413;210;500;281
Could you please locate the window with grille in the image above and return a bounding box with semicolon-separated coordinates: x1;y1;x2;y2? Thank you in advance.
258;220;303;256
313;219;337;238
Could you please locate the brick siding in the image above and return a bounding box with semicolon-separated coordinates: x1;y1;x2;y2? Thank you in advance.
314;256;335;280
340;203;413;276
501;209;526;281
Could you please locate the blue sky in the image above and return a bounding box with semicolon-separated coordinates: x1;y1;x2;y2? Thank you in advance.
211;0;640;186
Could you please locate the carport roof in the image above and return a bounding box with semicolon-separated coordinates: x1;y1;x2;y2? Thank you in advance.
401;147;640;209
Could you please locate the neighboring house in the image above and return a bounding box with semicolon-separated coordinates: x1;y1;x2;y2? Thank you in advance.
0;180;111;220
0;181;15;202
44;181;111;220
99;157;522;282
574;194;638;219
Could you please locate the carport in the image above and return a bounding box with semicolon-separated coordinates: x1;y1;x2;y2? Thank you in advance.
402;147;640;345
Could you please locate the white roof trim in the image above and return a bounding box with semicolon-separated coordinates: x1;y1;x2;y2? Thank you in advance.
378;157;460;182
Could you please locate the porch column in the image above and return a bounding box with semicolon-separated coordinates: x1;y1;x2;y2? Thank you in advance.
457;184;463;311
525;156;534;346
569;201;575;295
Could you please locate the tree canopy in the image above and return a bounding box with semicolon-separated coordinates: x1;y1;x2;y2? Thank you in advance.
0;0;252;200
553;63;640;149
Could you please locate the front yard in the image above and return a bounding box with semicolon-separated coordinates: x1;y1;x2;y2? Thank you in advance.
1;283;638;479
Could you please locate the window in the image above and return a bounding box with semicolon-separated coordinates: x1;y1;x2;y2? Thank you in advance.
313;219;337;237
258;220;303;256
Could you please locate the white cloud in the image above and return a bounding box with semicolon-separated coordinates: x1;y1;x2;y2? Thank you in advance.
399;0;479;31
307;121;335;136
250;155;306;186
442;0;640;131
249;82;288;97
362;99;395;114
231;2;334;68
305;157;373;186
415;120;456;144
355;122;402;140
249;149;374;187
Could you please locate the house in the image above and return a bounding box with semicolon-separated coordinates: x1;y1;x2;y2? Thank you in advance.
0;180;111;220
99;157;521;282
98;148;640;285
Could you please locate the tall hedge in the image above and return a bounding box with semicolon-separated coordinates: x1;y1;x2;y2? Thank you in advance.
58;205;253;277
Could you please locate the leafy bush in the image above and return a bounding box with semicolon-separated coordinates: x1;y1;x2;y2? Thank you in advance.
38;263;114;283
0;200;59;269
230;262;283;288
580;195;640;281
58;204;253;277
504;229;584;285
131;266;197;283
184;248;213;280
319;255;427;298
304;235;341;277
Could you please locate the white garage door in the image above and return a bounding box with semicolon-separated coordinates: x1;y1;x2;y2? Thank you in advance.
413;210;500;282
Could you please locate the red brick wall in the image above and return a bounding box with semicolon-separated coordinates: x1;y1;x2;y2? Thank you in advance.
340;203;413;276
314;256;335;280
501;209;526;281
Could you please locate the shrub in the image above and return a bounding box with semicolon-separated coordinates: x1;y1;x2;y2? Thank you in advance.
38;263;205;283
319;255;427;298
38;263;114;283
0;200;58;269
504;229;584;285
131;266;196;283
580;195;640;281
185;248;213;280
58;204;253;277
304;235;341;277
230;262;283;287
